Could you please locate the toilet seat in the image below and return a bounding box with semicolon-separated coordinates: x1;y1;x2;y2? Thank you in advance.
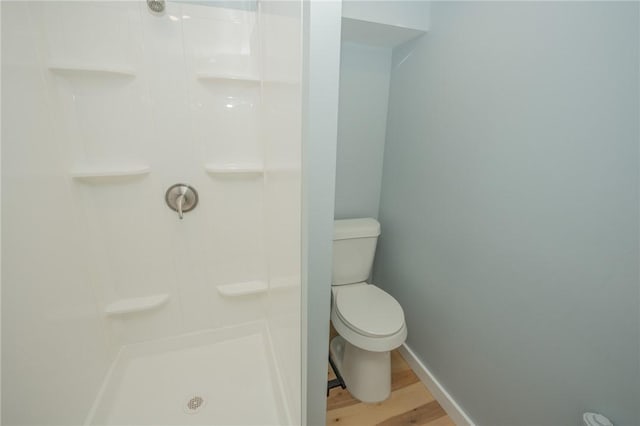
335;285;404;338
331;283;407;352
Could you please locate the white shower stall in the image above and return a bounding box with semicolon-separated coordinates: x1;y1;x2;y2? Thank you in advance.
2;1;303;424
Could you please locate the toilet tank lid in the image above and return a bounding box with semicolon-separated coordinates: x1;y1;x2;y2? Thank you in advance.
334;218;381;240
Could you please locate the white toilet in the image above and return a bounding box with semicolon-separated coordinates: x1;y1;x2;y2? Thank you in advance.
329;218;407;403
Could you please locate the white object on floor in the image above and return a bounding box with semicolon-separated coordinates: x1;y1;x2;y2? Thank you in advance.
329;218;407;403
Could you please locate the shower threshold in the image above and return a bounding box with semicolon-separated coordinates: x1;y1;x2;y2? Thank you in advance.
85;321;288;425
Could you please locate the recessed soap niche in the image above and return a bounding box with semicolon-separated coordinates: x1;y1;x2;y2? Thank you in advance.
192;77;263;169
182;0;263;172
47;62;149;179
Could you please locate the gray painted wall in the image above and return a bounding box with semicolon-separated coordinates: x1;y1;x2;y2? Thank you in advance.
302;1;342;425
374;2;640;425
334;42;392;219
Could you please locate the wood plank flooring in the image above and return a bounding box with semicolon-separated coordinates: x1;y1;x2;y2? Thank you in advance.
327;327;453;426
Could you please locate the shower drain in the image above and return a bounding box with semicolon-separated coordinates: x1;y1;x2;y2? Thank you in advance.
183;395;206;414
147;0;165;13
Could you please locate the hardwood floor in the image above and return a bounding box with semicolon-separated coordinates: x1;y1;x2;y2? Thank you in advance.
327;328;453;426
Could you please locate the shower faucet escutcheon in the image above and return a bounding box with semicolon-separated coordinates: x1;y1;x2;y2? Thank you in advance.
165;184;198;220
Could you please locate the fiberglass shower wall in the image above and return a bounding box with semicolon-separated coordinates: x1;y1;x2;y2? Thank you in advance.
1;1;302;424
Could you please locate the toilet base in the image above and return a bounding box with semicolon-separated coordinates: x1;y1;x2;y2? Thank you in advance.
329;336;391;403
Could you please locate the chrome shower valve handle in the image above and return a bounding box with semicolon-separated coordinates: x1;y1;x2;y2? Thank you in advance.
176;193;185;219
165;184;198;220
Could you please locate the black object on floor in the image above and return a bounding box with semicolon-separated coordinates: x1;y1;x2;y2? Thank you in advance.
327;354;346;396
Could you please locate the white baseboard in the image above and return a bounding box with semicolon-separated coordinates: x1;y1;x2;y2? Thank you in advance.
399;343;475;426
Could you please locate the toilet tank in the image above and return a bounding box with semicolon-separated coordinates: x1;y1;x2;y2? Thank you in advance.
333;218;381;285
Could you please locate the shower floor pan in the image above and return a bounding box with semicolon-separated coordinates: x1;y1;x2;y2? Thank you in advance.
86;321;287;425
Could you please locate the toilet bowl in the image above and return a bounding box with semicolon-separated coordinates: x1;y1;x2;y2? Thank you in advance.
330;218;407;403
330;283;407;402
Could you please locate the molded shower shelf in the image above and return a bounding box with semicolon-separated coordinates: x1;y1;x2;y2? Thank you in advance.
195;72;260;83
104;294;169;316
48;63;137;77
270;276;299;291
70;165;151;181
217;281;268;297
205;163;264;176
